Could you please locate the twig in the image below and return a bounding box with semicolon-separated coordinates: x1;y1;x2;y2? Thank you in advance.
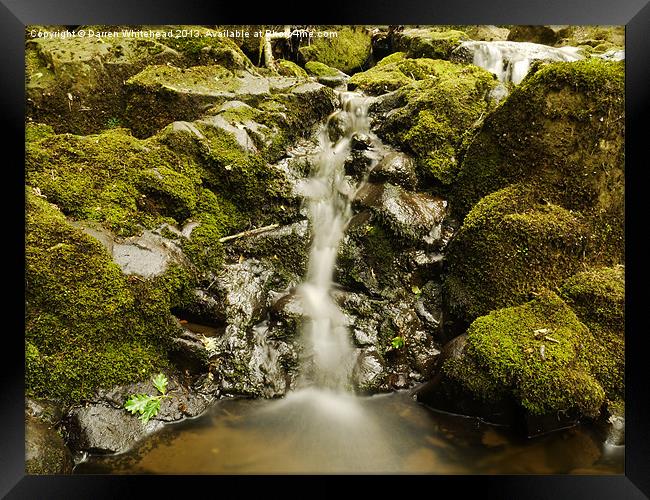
544;335;560;344
218;224;279;243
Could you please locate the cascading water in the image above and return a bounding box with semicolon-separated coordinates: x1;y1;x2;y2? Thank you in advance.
295;92;379;390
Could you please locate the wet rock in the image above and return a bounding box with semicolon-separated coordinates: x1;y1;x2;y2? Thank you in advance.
507;25;559;45
66;405;164;454
214;259;275;328
179;288;227;326
26;414;73;474
369;151;418;189
211;323;298;398
355;183;447;245
169;328;212;373
66;376;215;454
352;348;385;391
269;291;305;339
224;220;310;278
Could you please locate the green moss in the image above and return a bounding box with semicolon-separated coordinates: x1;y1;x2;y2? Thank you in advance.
25;192;178;403
394;29;468;60
559;266;624;399
161;27;254;70
304;61;341;77
444;184;592;321
299;27;371;74
276;59;308;78
25;122;54;143
443;291;605;417
376;51;407;66
368;60;496;185
453;58;625;218
25;127;202;237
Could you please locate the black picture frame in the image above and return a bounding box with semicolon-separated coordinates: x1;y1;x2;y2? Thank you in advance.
3;0;648;497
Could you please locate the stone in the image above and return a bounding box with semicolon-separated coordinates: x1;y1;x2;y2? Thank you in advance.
25;414;73;474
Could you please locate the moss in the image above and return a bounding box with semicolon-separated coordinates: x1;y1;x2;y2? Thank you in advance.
375;51;406;66
393;29;468;60
559;266;624;399
276;59;308;78
304;61;341;77
367;59;496;185
25;127;202;237
25;122;54;143
443;291;605;417
453;58;625;218
444;184;593;321
299;27;371;74
25;192;178;403
160;26;254;70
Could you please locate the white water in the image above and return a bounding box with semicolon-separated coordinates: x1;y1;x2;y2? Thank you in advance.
295;92;380;390
457;41;584;85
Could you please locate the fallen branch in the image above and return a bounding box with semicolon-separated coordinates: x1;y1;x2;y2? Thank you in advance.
544;335;560;344
218;224;279;243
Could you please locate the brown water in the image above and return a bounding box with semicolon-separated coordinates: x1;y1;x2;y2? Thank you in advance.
74;389;623;474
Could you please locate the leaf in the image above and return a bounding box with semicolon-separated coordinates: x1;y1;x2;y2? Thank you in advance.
152;373;168;395
125;394;155;415
140;398;161;424
391;336;405;349
411;285;421;295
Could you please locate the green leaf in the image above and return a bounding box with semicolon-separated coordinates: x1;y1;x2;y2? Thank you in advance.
152;373;168;395
411;285;422;296
391;336;405;349
125;394;155;415
140;398;161;424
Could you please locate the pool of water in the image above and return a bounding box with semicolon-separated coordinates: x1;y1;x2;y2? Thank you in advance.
74;389;623;474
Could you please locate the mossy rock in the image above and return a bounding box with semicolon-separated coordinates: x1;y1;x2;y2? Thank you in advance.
26;127;202;236
453;58;625;219
507;25;558;45
441;291;605;418
275;59;308;78
392;29;468;60
444;183;598;321
25;126;247;279
559;266;624;400
25;192;182;403
304;61;342;77
363;59;497;185
298;26;371;74
25;25;255;135
555;26;625;50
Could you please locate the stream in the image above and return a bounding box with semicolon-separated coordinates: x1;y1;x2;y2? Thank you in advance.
73;86;623;475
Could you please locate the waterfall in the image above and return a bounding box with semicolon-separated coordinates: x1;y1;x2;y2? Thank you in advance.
455;41;584;85
295;92;378;390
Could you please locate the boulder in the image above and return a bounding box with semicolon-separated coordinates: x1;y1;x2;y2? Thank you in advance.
419;291;609;434
298;26;371;74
